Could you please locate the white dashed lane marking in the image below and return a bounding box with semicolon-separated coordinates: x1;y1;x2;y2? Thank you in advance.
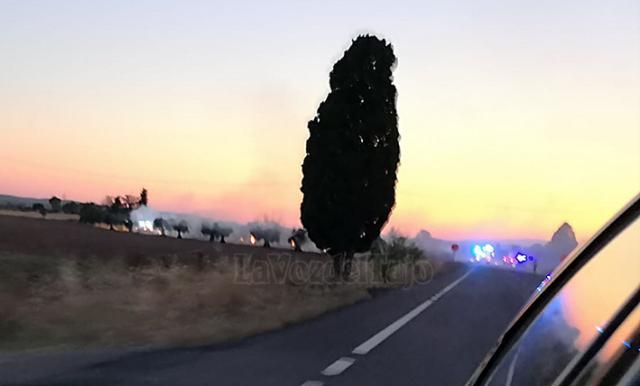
352;270;472;355
321;357;356;376
301;381;324;386
302;270;473;385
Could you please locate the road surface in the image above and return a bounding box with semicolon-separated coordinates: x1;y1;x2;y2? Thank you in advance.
0;264;542;386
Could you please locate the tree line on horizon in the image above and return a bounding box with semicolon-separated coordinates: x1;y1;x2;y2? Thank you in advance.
27;188;311;250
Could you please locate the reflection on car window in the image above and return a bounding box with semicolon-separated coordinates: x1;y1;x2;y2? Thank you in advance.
572;305;639;386
487;218;640;386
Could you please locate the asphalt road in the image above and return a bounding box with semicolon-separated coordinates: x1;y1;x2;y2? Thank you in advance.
1;264;543;386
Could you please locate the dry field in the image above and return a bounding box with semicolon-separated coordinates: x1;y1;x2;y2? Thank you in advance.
0;209;79;221
0;215;432;352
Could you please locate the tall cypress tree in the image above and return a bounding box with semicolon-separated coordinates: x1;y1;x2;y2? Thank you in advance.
301;35;400;277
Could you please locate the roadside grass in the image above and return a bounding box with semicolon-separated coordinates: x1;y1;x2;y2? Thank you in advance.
0;216;442;352
0;252;371;351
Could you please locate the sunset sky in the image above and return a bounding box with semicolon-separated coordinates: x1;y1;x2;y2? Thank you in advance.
1;0;638;242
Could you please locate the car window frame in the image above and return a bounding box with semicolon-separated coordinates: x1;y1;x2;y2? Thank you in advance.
558;288;639;386
466;193;640;386
616;354;640;386
575;312;640;386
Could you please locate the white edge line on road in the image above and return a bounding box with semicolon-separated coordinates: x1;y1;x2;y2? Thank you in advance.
321;357;356;376
352;270;473;356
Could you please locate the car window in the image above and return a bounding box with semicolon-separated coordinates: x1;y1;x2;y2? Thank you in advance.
486;217;640;386
571;305;639;386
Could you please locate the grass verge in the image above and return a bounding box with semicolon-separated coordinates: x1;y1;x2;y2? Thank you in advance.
0;252;379;352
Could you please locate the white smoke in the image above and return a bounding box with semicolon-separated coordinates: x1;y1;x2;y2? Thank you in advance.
412;230;455;260
129;205;160;232
129;206;313;248
409;223;579;272
528;222;578;272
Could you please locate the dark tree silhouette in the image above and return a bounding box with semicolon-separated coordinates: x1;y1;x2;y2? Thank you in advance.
110;197;124;214
214;223;233;243
201;223;232;243
79;203;106;224
288;228;308;252
124;218;133;232
123;195;139;210
49;196;62;212
32;203;47;217
249;226;280;248
104;212;118;231
103;196;129;231
139;188;148;206
300;35;400;278
201;224;215;242
153;217;169;236
369;235;423;283
62;201;81;214
105;194;140;211
173;221;189;239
